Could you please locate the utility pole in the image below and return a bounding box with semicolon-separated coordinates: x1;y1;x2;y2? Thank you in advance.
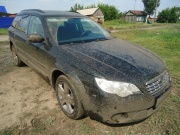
154;0;158;23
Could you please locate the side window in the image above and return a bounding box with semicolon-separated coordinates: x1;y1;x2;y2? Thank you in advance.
28;16;45;37
12;16;22;28
17;15;30;33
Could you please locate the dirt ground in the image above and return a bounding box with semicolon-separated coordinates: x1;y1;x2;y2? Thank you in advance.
0;42;179;135
0;35;8;42
0;43;58;130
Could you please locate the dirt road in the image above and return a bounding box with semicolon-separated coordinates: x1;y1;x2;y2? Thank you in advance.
111;26;174;33
0;35;9;42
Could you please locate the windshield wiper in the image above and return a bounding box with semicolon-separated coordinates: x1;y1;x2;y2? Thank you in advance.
58;40;84;45
58;37;112;45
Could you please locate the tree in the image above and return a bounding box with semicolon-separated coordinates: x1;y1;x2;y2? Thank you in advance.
142;0;160;15
85;4;96;9
98;3;120;21
70;3;121;21
157;7;179;23
176;7;180;18
70;3;84;12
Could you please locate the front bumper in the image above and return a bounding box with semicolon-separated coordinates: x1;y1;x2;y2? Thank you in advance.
109;85;171;124
81;83;171;124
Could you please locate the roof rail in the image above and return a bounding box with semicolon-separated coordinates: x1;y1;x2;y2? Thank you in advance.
21;9;44;13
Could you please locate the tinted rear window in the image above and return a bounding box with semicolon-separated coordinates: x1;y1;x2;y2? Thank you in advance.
12;15;30;33
12;16;22;28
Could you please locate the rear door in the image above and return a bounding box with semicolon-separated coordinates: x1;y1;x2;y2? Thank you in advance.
12;15;30;63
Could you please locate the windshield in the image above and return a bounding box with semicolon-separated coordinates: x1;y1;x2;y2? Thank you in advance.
46;17;112;45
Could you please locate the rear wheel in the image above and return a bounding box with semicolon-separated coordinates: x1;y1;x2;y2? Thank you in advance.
55;75;84;119
11;45;24;66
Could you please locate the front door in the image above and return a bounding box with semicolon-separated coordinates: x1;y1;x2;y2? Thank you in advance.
26;16;50;77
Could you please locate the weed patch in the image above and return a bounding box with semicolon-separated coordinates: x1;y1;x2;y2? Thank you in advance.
0;29;8;35
0;127;15;135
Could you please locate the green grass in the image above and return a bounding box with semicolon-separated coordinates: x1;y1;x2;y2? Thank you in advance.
0;29;8;35
103;19;140;30
0;41;9;44
0;128;15;135
103;19;179;30
73;121;95;134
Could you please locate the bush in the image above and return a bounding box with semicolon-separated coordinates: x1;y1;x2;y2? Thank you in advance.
157;7;179;23
98;3;121;21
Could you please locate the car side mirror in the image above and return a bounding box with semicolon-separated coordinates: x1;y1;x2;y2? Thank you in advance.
27;34;44;43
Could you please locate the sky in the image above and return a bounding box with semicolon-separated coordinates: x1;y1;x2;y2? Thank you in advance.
1;0;180;14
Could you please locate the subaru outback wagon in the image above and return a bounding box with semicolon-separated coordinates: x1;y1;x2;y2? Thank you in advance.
8;9;171;124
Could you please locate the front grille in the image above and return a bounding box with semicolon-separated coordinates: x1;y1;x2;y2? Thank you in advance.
145;70;171;97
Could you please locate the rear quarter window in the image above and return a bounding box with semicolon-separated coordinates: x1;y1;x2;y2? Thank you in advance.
17;15;30;33
12;15;30;33
12;16;22;28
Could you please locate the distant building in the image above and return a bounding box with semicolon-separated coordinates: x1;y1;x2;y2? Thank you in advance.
147;15;157;23
8;13;17;17
77;8;104;23
0;6;16;28
125;10;147;23
0;6;7;12
0;6;8;17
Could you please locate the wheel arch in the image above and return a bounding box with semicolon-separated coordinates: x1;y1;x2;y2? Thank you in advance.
51;68;84;90
51;70;65;89
51;68;87;111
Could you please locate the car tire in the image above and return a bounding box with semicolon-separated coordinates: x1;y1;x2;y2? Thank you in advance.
55;75;84;119
11;45;24;67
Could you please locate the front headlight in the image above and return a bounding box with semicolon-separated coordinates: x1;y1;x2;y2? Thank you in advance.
95;78;142;97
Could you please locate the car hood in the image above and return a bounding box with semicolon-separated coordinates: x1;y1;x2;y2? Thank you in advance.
61;38;166;85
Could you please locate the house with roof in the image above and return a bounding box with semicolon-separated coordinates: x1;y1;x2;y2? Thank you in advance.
125;10;147;23
0;6;7;17
77;7;104;23
0;6;16;28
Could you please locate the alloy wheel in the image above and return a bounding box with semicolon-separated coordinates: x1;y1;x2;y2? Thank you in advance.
57;82;75;114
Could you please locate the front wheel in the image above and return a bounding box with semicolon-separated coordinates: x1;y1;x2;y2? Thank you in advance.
55;75;84;119
11;45;24;67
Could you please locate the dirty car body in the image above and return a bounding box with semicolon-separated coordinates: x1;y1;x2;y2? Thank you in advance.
8;9;172;124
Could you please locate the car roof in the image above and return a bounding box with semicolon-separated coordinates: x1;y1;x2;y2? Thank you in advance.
17;9;86;17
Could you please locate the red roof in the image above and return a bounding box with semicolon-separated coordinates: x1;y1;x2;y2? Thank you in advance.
129;10;147;16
